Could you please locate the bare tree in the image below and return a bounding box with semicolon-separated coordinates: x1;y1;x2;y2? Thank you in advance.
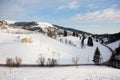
47;29;53;38
65;39;68;44
37;54;45;66
6;58;14;67
60;39;63;43
15;57;22;67
6;57;22;67
6;57;22;80
72;57;79;68
47;58;57;67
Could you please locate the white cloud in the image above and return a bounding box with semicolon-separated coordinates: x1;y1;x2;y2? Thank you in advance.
71;8;120;23
0;4;26;20
68;0;79;9
57;1;80;10
0;0;58;21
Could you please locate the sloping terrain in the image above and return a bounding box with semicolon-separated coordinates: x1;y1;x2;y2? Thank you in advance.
107;40;120;51
0;29;112;64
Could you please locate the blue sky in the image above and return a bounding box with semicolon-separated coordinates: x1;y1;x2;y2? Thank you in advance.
0;0;120;34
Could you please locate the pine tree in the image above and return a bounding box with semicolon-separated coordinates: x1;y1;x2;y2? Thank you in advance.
96;39;98;42
93;47;101;65
117;42;120;48
81;34;86;48
115;46;120;54
87;36;94;46
115;42;120;54
64;30;67;37
72;32;75;36
101;40;104;44
76;33;78;37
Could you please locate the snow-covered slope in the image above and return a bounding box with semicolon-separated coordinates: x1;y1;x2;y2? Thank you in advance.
107;40;120;51
37;22;54;28
5;20;15;24
0;30;112;64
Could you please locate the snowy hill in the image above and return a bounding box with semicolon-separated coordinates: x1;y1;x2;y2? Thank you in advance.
107;40;120;51
5;20;15;24
0;29;112;64
53;24;91;35
37;22;54;28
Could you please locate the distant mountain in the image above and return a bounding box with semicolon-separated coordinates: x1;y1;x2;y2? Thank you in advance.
3;20;120;45
93;32;120;44
11;21;92;35
53;24;92;35
14;21;38;26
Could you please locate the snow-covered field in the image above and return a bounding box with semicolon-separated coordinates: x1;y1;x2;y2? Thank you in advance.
0;22;119;80
0;30;112;64
107;40;120;51
0;66;120;80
